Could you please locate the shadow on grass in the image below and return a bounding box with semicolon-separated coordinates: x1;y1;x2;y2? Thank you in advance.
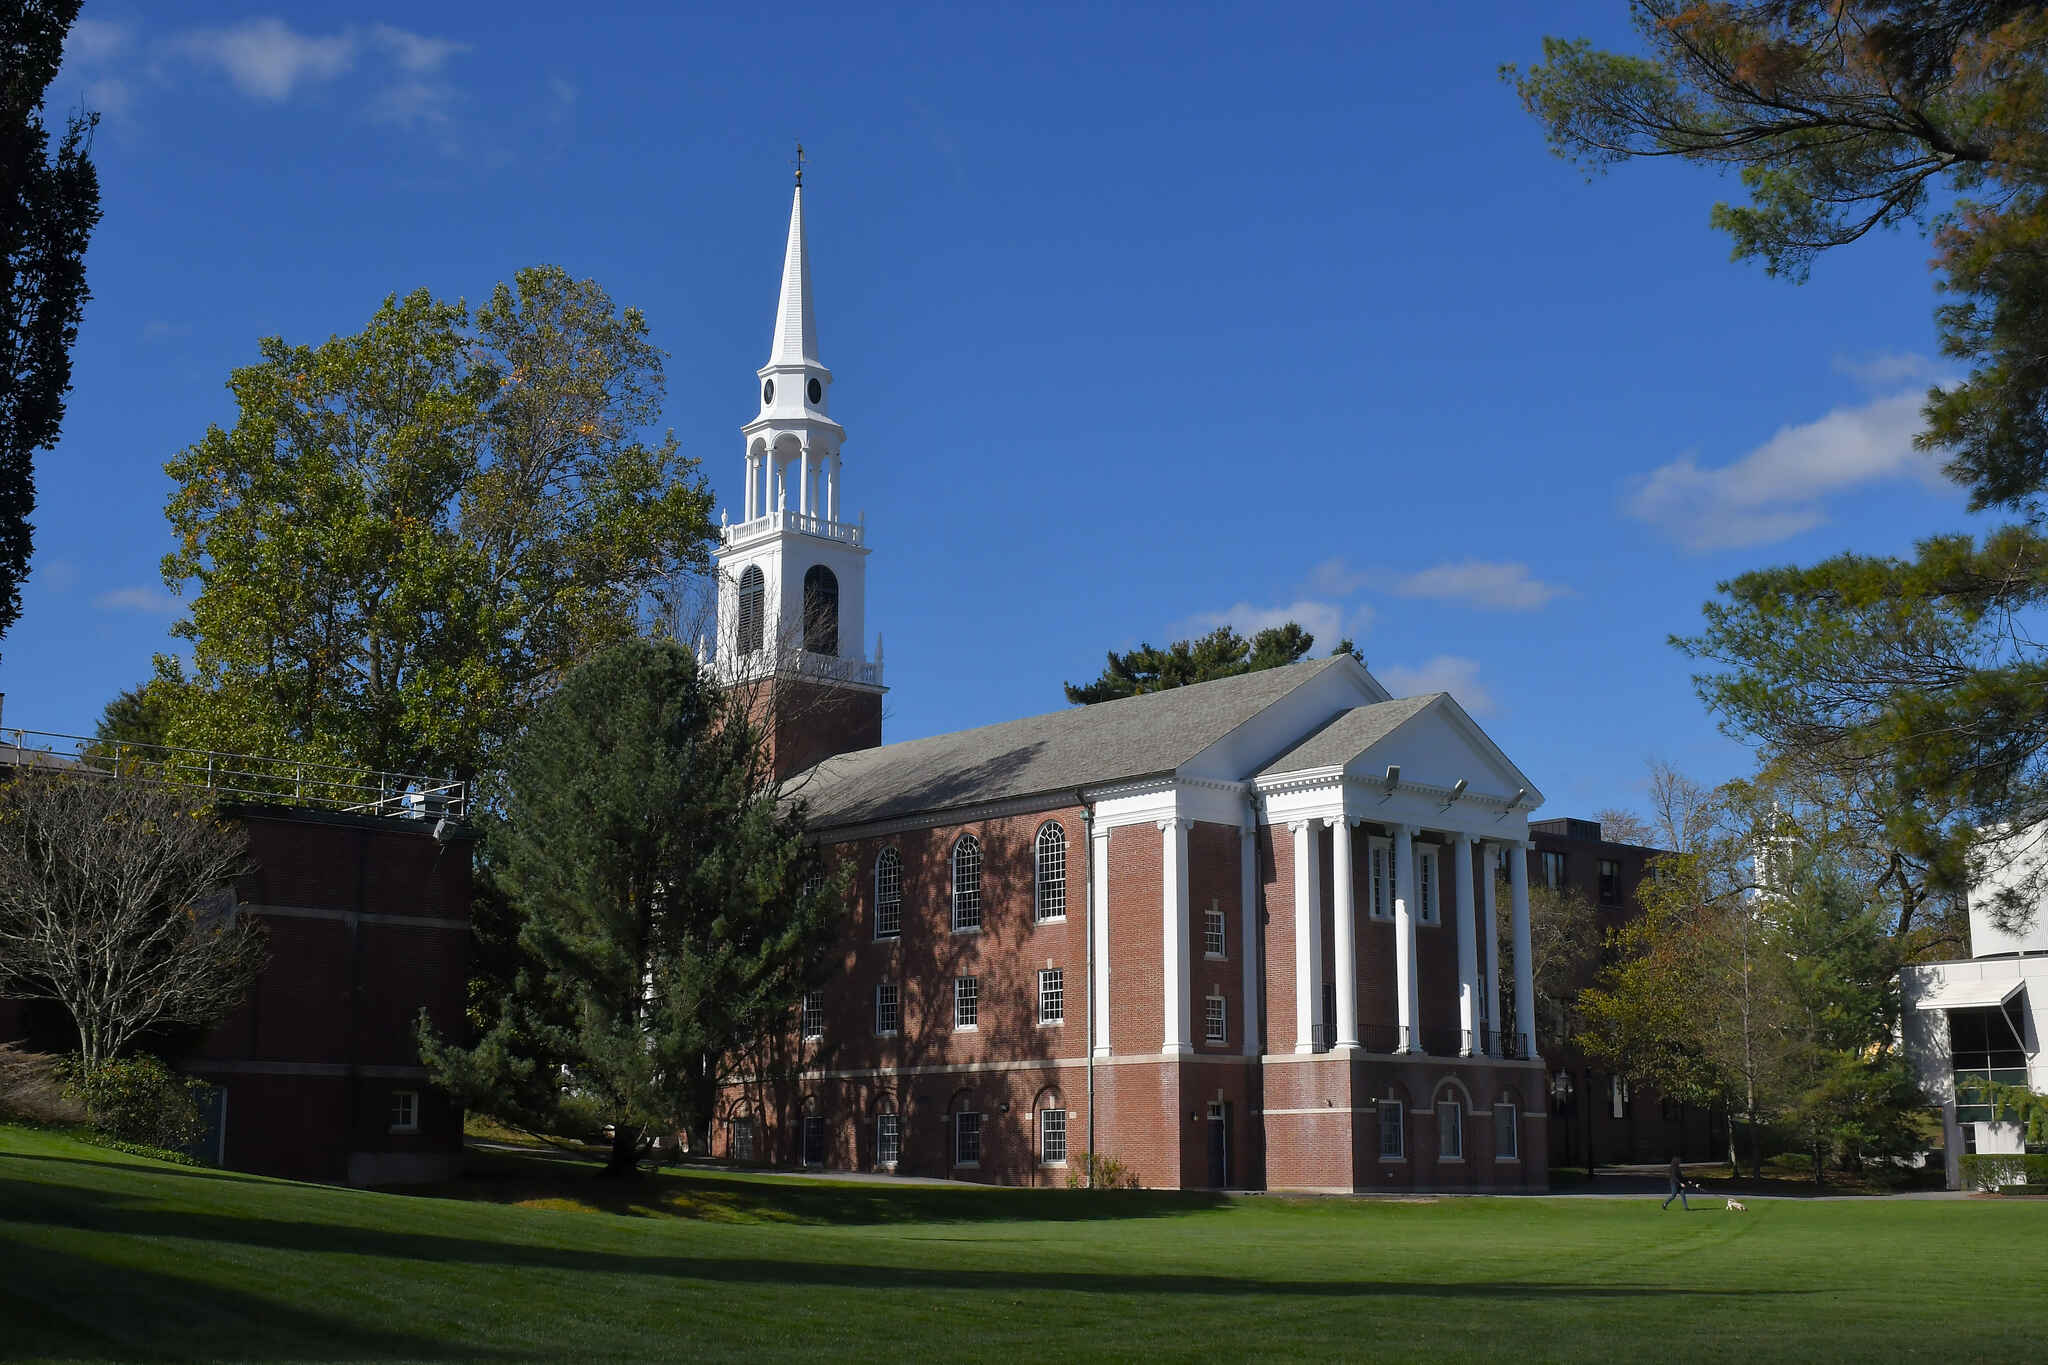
0;1174;1820;1309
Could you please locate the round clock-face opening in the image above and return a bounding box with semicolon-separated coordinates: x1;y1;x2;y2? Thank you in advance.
762;379;775;404
807;378;822;404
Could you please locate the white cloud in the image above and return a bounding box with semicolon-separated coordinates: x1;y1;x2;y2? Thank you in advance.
1834;351;1943;388
368;78;459;129
94;585;182;615
141;319;192;342
1391;560;1572;611
1625;390;1950;552
36;558;79;593
1304;556;1370;596
84;77;132;116
170;18;357;100
1172;599;1372;651
369;24;468;73
64;17;132;66
1376;655;1495;715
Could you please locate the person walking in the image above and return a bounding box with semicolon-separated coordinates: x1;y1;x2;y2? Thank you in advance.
1661;1153;1690;1211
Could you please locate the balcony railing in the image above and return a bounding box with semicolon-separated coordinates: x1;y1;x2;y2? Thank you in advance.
720;646;883;689
0;728;465;821
1314;1023;1535;1060
720;509;864;549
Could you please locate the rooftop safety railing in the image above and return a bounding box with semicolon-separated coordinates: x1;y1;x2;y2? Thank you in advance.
0;728;465;821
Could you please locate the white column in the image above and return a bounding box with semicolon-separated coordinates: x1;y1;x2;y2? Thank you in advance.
1393;823;1419;1052
1510;839;1536;1059
1160;817;1192;1055
1328;816;1359;1050
1480;842;1502;1057
797;447;811;517
1239;821;1259;1056
1289;819;1322;1053
828;452;840;523
744;454;755;519
774;456;786;510
1453;832;1478;1056
1092;827;1111;1057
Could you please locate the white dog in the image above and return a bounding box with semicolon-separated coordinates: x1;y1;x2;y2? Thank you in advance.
1725;1198;1748;1213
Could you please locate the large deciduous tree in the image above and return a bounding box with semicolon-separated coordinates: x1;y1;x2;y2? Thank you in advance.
1509;5;2048;926
0;772;262;1075
155;266;715;793
1064;623;1358;704
418;639;840;1177
0;0;102;656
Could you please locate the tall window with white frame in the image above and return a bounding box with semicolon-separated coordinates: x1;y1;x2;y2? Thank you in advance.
954;975;979;1030
1205;993;1227;1045
1035;822;1067;921
1378;1100;1405;1160
874;982;900;1036
1038;967;1064;1026
1369;837;1391;920
1438;1098;1464;1160
874;847;902;940
1493;1102;1519;1160
800;990;823;1041
1040;1107;1067;1164
876;1105;900;1168
951;834;982;931
955;1110;982;1167
1418;847;1439;925
389;1090;418;1134
1204;904;1226;957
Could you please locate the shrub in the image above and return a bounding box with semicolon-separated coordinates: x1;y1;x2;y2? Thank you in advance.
0;1043;84;1125
65;1054;208;1151
1064;1151;1140;1190
1958;1153;2048;1192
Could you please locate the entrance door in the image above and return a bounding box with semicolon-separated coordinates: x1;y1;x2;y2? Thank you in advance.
1206;1101;1231;1188
801;1114;825;1167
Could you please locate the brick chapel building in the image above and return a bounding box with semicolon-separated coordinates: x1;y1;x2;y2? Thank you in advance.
707;176;1557;1193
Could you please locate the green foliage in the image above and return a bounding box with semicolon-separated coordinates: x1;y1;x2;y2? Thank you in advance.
418;639;840;1174
63;1054;207;1151
1064;623;1356;704
1063;1151;1141;1190
155;265;716;790
93;682;174;751
0;1;102;656
1958;1152;2048;1192
1956;1074;2048;1146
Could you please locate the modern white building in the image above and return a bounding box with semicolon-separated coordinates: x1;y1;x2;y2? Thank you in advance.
1900;828;2048;1187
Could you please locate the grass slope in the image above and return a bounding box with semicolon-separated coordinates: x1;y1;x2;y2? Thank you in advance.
2;1124;2043;1363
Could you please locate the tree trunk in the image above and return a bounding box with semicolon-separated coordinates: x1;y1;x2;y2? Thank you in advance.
1725;1118;1740;1173
1747;1114;1763;1182
598;1124;641;1179
1812;1142;1824;1186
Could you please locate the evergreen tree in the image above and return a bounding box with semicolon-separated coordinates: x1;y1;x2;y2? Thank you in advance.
1064;623;1358;704
418;640;841;1176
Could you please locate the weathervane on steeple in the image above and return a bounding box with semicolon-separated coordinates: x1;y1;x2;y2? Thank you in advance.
793;141;805;187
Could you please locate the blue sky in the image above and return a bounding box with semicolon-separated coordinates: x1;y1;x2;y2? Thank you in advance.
4;2;1984;823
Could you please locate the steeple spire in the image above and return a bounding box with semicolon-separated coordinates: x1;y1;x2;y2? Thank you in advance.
768;169;817;367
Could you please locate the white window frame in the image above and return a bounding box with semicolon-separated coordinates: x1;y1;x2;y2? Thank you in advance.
1438;1099;1464;1161
1418;846;1440;926
800;990;824;1041
1038;967;1064;1026
1368;837;1392;921
951;834;983;932
1040;1108;1068;1165
389;1089;419;1135
876;1110;900;1168
1610;1074;1628;1120
1378;1100;1405;1161
1205;992;1227;1045
1494;1103;1520;1162
1035;822;1067;922
800;1113;826;1168
1204;905;1227;958
954;1110;982;1168
874;982;900;1037
874;848;902;940
954;974;979;1030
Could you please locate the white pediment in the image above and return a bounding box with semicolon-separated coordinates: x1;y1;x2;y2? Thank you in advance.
1340;695;1539;809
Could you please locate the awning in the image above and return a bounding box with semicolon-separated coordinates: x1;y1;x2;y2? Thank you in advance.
1913;977;2025;1011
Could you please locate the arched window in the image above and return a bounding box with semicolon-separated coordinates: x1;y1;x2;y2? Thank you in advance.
802;565;839;656
874;848;902;940
736;565;765;656
1034;822;1067;921
951;834;982;931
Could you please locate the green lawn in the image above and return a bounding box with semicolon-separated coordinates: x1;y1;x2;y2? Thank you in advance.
2;1125;2043;1363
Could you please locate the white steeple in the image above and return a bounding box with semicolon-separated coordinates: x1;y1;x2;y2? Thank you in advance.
712;154;881;699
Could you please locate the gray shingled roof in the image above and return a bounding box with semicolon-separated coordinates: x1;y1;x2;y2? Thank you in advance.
793;655;1351;829
1255;694;1441;776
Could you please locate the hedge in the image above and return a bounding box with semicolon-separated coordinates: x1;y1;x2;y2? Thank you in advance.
1958;1153;2048;1191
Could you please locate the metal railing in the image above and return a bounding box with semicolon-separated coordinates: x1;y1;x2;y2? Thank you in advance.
721;508;865;549
0;728;465;821
720;646;884;689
